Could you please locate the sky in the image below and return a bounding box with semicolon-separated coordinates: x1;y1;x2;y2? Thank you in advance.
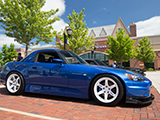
0;0;160;50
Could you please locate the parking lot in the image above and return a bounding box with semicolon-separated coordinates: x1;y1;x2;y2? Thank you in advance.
0;72;160;120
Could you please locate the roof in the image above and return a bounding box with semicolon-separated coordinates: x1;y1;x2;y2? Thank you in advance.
88;24;116;37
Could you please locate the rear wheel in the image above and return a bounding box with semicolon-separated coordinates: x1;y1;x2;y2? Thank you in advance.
6;72;25;95
91;75;124;106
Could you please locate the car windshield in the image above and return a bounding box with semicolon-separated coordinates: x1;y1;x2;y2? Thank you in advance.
59;50;87;64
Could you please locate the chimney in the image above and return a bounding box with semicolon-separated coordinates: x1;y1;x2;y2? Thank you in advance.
129;22;137;37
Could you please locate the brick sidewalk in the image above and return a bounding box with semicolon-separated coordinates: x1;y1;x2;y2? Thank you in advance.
0;86;159;120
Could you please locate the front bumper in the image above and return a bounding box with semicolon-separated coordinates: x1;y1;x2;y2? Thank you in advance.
126;94;155;104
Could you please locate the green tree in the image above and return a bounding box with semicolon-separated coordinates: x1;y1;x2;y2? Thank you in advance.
105;28;136;65
56;8;95;54
0;44;17;67
0;0;60;56
135;36;156;67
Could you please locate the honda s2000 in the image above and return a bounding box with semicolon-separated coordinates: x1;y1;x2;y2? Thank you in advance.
0;49;154;106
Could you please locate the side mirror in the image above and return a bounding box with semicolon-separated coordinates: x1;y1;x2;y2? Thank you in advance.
52;59;64;67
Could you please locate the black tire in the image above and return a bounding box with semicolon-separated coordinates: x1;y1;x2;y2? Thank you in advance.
91;74;124;106
6;72;25;95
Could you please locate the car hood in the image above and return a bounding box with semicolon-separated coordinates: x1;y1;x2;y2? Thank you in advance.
77;64;143;77
87;64;135;73
84;64;148;81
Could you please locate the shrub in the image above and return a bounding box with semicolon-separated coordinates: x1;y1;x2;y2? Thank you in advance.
144;68;154;71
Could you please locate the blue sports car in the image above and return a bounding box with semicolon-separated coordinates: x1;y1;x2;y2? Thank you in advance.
0;49;154;106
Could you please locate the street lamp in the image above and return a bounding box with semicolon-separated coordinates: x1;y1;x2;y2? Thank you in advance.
67;28;72;37
64;28;72;50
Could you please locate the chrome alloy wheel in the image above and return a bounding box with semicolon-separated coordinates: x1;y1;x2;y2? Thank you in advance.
7;74;21;93
94;77;119;103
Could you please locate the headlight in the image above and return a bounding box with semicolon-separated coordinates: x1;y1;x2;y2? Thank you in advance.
124;73;144;81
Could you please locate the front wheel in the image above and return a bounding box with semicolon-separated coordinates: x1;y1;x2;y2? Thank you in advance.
6;72;25;95
91;75;124;106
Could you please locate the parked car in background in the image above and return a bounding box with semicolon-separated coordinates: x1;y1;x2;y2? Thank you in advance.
84;59;107;66
123;67;145;76
85;59;145;76
0;49;153;106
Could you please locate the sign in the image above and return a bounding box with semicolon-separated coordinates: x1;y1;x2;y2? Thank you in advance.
96;45;107;49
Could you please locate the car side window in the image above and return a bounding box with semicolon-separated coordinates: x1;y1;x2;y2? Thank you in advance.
36;51;60;63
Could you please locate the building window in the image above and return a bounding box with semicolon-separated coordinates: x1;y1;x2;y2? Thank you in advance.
118;28;121;32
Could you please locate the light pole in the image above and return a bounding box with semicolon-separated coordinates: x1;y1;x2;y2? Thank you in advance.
91;44;96;59
64;28;72;50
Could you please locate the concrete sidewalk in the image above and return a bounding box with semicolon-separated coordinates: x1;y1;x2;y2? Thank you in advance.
145;71;160;94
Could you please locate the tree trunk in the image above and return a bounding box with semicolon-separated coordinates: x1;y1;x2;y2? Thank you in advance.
74;48;77;54
25;42;29;57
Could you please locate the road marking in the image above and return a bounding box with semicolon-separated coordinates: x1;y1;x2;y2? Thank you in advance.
0;107;63;120
0;85;5;88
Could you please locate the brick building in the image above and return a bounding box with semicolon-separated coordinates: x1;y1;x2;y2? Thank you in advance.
78;17;160;70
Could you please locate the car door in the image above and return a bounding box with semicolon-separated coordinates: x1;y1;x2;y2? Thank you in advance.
27;51;69;88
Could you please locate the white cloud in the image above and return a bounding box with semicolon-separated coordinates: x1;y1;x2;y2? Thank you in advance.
99;7;107;12
42;0;65;17
42;0;67;32
136;16;160;37
52;19;68;32
93;20;97;24
41;44;54;48
30;44;54;49
30;44;41;49
0;34;23;48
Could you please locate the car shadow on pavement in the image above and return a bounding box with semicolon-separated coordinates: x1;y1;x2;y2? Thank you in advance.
0;87;152;108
